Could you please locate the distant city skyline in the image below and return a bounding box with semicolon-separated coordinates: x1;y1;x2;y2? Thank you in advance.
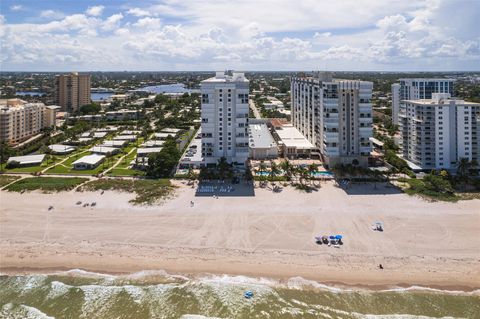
1;0;479;72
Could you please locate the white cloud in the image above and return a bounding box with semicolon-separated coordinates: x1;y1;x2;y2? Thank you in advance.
127;8;153;17
85;5;105;17
10;5;23;11
40;10;65;20
133;17;161;29
102;13;124;31
1;0;479;71
314;32;332;38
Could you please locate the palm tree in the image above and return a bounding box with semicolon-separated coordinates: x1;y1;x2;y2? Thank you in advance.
457;158;470;177
217;157;230;180
279;160;293;181
307;164;318;185
187;167;196;185
457;158;472;190
269;161;280;182
298;167;309;187
258;160;267;176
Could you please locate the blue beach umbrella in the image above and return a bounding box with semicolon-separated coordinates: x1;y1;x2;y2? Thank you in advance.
335;235;343;240
244;290;254;299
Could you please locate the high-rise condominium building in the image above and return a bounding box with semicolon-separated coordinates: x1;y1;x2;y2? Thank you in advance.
291;72;373;167
55;72;91;113
400;93;480;170
200;71;250;165
0;99;58;145
391;78;455;125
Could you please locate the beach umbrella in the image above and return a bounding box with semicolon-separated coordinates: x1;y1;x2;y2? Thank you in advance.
335;235;343;240
329;235;335;240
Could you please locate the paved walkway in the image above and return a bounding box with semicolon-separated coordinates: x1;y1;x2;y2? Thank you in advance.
41;150;89;174
249;100;262;119
102;148;136;176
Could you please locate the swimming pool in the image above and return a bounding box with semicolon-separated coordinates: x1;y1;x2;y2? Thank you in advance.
312;171;334;177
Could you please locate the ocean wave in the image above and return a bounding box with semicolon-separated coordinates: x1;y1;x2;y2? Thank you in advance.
378;285;480;296
180;315;225;319
352;314;464;319
1;303;55;319
5;268;478;296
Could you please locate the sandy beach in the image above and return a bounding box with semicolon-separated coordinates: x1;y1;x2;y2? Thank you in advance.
1;181;479;290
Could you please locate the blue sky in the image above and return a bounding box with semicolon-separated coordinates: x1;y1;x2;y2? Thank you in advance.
1;0;479;71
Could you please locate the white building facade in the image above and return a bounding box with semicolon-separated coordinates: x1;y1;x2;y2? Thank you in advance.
200;72;250;165
291;72;373;167
400;93;480;170
391;78;455;125
0;99;58;145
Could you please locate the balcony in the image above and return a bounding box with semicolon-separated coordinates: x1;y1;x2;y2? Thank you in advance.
323;132;339;141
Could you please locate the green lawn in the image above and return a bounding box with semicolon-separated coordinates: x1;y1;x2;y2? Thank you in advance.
45;150;122;175
108;168;145;177
6;176;89;193
0;175;21;187
78;178;173;205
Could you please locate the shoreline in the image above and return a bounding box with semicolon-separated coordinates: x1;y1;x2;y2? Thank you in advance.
1;181;479;294
1;266;479;294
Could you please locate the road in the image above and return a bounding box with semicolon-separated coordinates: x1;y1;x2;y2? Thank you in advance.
249;99;261;119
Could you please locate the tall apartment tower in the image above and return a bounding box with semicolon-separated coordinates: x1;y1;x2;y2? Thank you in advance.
391;78;455;125
200;71;250;166
400;93;480;170
291;72;373;167
55;72;91;113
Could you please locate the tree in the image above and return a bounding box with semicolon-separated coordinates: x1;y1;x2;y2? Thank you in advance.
217;157;231;180
307;164;318;185
297;167;309;186
279;160;294;181
269;161;280;181
0;141;16;167
146;138;181;178
79;103;101;115
423;173;454;194
457;158;473;190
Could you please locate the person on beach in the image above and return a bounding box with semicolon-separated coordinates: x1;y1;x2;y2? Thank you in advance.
379;264;384;270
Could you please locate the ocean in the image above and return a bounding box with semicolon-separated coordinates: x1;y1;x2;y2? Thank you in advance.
1;270;478;319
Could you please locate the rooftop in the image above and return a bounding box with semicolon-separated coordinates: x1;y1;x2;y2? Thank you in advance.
275;125;315;149
248;124;277;149
7;154;45;165
73;154;105;165
89;146;118;154
137;147;163;155
48;144;76;153
202;71;249;83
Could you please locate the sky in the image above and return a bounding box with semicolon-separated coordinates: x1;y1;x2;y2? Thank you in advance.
0;0;479;71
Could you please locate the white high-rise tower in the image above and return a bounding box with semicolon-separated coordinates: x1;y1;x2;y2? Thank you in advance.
200;71;250;166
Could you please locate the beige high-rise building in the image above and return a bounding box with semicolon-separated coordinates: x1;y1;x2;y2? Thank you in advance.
55;72;91;113
0;99;58;145
291;72;373;167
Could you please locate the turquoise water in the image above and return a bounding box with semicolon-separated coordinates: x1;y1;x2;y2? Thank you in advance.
135;83;200;94
91;92;114;101
312;171;333;177
1;270;479;319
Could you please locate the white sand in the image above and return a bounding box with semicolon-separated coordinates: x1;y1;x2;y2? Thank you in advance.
1;181;479;290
